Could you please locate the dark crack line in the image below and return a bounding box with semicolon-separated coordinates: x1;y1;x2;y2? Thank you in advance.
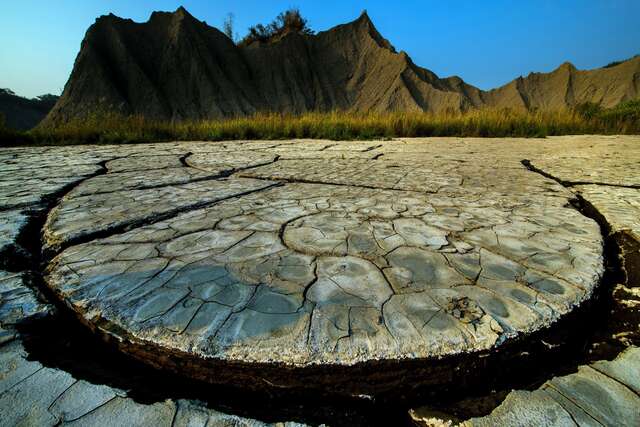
211;286;260;340
454;236;592;293
0;159;112;272
277;212;318;249
568;181;639;189
45;183;283;257
169;403;179;427
587;365;640;399
75;155;282;198
178;152;194;167
192;155;281;177
1;365;45;394
300;261;320;345
521;160;640;189
47;379;79;412
178;302;206;335
545;383;605;426
522;155;640;353
0;162;107;173
139;292;192;324
540;389;582;427
67;173;239;197
362;144;383;152
237;175;432;194
63;396;119;423
110;259;173;301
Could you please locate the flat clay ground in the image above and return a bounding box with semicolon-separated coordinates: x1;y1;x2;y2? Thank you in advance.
1;136;639;426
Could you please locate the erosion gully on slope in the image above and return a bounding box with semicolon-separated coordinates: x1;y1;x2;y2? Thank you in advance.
2;157;638;426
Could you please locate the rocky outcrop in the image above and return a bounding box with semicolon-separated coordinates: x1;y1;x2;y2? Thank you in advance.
43;7;640;125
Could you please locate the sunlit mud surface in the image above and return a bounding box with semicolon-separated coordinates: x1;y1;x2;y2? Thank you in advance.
1;136;639;426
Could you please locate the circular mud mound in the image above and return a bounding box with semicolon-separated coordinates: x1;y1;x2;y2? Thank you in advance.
44;151;604;393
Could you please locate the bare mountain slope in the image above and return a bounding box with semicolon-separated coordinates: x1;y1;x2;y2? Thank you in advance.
43;7;640;125
485;58;640;110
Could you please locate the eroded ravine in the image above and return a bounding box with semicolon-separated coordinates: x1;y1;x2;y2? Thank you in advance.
2;137;639;426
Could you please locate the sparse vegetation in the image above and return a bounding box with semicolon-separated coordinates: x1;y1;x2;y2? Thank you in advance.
239;9;314;46
592;100;640;128
0;103;637;147
573;102;603;120
603;54;638;68
222;13;237;42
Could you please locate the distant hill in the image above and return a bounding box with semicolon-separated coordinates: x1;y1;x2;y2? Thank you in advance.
0;89;59;130
42;7;640;125
482;59;640;111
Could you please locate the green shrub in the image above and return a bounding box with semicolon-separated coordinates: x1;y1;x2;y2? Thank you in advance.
604;54;639;68
594;100;640;133
239;9;313;46
574;102;603;120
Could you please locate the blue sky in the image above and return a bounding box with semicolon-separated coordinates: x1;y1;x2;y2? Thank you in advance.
1;0;639;98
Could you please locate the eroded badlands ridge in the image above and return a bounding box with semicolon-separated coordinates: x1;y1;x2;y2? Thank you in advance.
43;7;640;124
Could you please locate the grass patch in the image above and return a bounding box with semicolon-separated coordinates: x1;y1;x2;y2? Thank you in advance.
1;104;639;146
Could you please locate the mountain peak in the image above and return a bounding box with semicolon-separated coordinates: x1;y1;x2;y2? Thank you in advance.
148;6;197;24
346;11;396;53
558;61;576;71
353;10;377;31
174;6;192;17
95;12;125;25
358;10;371;22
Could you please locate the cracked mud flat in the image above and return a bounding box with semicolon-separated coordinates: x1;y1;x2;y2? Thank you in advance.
1;136;640;425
